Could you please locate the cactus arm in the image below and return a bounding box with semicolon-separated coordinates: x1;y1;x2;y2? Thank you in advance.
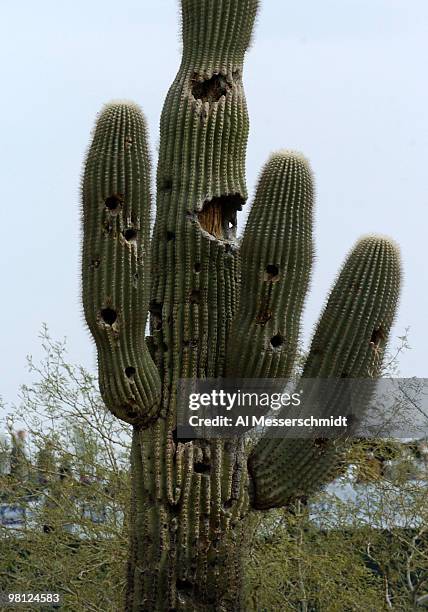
226;151;314;378
248;236;401;509
81;102;161;427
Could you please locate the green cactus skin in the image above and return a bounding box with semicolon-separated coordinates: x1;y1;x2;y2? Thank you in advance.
82;102;161;427
80;2;402;610
248;236;402;509
226;152;314;378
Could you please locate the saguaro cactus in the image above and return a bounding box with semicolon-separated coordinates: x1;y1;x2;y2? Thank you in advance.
81;1;401;610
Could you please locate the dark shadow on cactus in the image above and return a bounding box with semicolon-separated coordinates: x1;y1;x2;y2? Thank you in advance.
197;194;243;241
194;461;210;474
191;73;231;102
256;305;272;325
166;231;175;242
160;176;173;192
149;301;162;331
125;366;136;379
90;257;100;269
313;438;329;451
189;290;201;304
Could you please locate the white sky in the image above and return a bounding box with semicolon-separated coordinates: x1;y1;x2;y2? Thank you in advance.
1;0;427;411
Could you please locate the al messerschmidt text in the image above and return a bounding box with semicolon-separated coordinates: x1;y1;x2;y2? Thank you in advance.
188;415;348;428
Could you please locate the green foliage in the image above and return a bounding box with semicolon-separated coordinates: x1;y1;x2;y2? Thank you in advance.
1;330;131;611
1;336;427;610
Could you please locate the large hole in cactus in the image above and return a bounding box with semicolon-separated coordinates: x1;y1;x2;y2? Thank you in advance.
100;308;117;326
123;228;137;242
191;73;230;103
125;366;136;379
370;326;385;347
270;334;284;349
197;194;243;241
104;194;123;212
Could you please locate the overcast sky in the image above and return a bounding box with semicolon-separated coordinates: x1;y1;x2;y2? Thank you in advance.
1;0;427;414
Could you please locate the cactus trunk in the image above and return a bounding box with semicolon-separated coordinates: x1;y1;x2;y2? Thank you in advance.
125;429;249;610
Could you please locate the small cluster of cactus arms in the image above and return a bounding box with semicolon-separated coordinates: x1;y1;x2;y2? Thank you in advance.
81;0;401;609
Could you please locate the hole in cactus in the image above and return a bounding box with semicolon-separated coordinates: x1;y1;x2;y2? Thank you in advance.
104;194;123;211
197;194;243;241
270;334;284;349
189;290;201;304
194;461;210;474
176;578;193;593
264;264;280;282
149;301;162;331
123;228;137;242
370;326;385;347
166;231;175;242
125;366;136;379
194;262;201;273
191;73;230;103
100;308;117;326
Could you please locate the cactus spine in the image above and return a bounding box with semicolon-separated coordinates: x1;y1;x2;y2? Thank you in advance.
81;1;401;610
